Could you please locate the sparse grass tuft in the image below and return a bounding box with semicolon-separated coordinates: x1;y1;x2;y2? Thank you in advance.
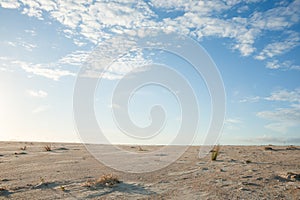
211;145;220;161
40;177;45;184
44;145;52;151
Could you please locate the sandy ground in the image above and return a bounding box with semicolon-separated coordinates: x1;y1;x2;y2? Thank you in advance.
0;142;299;199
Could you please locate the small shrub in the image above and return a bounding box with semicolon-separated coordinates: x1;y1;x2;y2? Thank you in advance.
245;160;252;164
211;145;220;161
44;145;52;151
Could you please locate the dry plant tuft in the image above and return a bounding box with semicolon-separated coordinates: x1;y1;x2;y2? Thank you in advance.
34;177;50;189
264;146;273;151
40;177;45;183
97;174;120;186
0;186;7;191
0;186;9;195
44;145;52;151
138;146;146;151
211;145;220;161
20;146;27;151
286;145;298;150
82;174;120;188
82;179;95;188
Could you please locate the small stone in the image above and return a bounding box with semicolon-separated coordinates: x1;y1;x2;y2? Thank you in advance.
242;175;253;178
241;182;260;187
239;187;250;191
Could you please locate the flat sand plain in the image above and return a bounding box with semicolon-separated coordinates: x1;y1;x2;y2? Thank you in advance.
0;142;299;199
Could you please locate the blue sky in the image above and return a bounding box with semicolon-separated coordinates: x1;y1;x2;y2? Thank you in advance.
0;0;299;145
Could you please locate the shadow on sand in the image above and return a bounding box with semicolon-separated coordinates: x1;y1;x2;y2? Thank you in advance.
86;182;156;198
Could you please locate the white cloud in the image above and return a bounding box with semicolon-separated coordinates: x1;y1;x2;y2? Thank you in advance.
1;0;299;75
257;88;300;133
224;118;243;132
37;0;58;12
73;38;87;47
58;50;91;66
237;5;249;13
250;0;300;31
0;0;20;9
0;47;149;81
256;31;300;60
224;118;242;130
24;29;37;37
265;60;281;69
105;51;153;79
75;36;153;80
150;0;229;14
4;40;37;51
27;89;48;98
82;50;152;80
22;7;43;20
239;96;260;103
257;106;300;133
241;88;300;104
225;118;242;124
265;88;300;103
20;64;75;81
19;41;37;51
32;105;50;114
257;106;300;122
265;60;300;71
0;58;76;81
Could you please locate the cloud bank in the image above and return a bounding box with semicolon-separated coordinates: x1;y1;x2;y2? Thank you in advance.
1;0;299;77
